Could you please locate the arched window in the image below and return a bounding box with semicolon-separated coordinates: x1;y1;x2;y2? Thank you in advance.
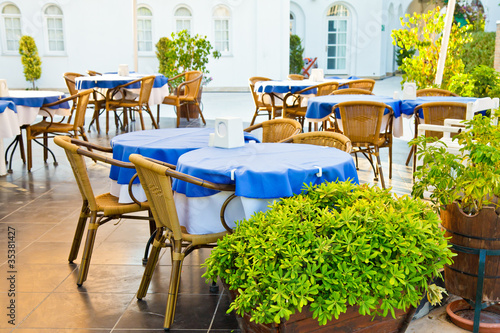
175;7;191;34
137;6;153;52
290;12;296;35
2;4;22;52
44;5;65;52
326;4;350;73
213;6;230;54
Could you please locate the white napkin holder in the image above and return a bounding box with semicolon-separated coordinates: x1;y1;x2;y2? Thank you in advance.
0;79;9;97
402;82;416;100
310;68;324;82
213;117;245;148
118;64;129;77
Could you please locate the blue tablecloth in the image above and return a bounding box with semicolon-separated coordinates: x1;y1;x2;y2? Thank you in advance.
324;76;361;89
173;143;359;199
255;78;354;95
110;128;259;185
306;95;401;120
0;93;69;110
0;100;16;113
76;74;168;90
400;96;478;118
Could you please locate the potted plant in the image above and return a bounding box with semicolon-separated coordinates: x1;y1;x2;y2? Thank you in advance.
203;181;454;332
19;35;42;90
411;114;500;306
156;30;220;119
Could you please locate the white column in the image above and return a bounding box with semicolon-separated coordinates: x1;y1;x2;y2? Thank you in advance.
434;0;456;86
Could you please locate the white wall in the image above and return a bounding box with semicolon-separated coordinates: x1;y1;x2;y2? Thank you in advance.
0;0;289;90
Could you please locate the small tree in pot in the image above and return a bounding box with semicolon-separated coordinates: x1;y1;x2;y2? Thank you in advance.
203;181;453;332
19;35;42;90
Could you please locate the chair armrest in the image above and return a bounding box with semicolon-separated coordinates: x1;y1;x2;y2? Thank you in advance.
175;74;203;97
106;78;142;101
417;124;462;138
70;138;113;153
165;168;235;192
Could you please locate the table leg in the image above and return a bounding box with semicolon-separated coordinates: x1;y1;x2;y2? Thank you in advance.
0;139;7;176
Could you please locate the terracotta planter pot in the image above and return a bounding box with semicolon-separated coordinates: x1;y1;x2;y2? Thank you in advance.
224;283;416;333
441;202;500;302
446;299;500;332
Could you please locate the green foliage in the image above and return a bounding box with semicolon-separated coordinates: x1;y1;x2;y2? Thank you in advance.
448;65;500;98
156;30;220;89
391;7;471;89
411;115;500;214
19;35;42;90
394;41;415;72
460;32;495;72
289;34;304;75
203;181;454;325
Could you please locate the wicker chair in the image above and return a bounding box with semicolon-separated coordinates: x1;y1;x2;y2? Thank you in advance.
416;88;458;97
248;76;283;126
159;70;204;128
129;153;236;331
288;74;305;80
333;101;393;189
331;88;374;95
282;81;339;128
53;136;153;286
285;131;352;153
26;89;93;172
64;72;106;133
244;118;302;143
105;75;157;134
338;79;376;92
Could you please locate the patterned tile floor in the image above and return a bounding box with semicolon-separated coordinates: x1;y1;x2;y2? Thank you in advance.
0;88;468;332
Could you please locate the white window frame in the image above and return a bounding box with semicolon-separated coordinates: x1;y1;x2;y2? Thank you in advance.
137;5;153;54
212;5;231;55
42;4;66;55
1;3;22;54
174;6;192;34
325;4;351;75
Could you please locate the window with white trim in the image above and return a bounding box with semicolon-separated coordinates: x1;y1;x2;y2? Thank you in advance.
290;12;296;35
2;4;22;52
137;6;153;52
44;5;65;52
213;6;230;54
175;7;191;34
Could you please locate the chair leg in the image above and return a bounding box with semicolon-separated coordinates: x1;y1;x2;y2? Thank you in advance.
77;212;99;286
105;104;110;135
176;106;180;128
250;108;259;126
157;104;161;125
145;105;158;129
43;133;48;162
68;201;90;263
405;146;414;166
375;147;386;189
18;130;26;164
164;240;185;331
137;230;165;299
138;109;146;131
389;144;393;179
196;103;206;125
26;129;32;172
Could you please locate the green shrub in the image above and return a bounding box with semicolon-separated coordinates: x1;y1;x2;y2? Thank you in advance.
204;181;453;325
460;32;495;73
19;36;41;90
289;34;304;75
449;65;500;98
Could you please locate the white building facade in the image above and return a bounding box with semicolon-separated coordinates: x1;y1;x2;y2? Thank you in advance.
0;0;498;90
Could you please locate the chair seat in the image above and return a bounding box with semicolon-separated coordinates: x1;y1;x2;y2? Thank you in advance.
29;120;75;135
96;192;150;216
163;95;196;105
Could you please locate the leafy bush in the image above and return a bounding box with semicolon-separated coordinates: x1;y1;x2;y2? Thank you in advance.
460;32;495;73
204;181;453;326
19;35;42;90
391;7;471;89
156;30;220;89
289;34;304;75
449;65;500;98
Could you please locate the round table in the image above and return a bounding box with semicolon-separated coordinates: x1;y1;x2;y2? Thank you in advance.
109;128;259;203
400;96;478;118
173;143;358;234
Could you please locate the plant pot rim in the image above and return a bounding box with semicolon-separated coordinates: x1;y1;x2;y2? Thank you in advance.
446;299;500;332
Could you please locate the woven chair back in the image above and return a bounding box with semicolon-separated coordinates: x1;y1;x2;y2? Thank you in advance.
63;72;83;95
87;70;102;76
337;101;387;146
54;136;99;211
288;74;305;80
418;101;467;138
345;79;376;92
291;131;352;153
260;118;302;142
332;88;374;95
129;154;183;239
316;81;339;96
137;75;155;105
249;76;271;108
184;71;203;100
416;88;458;97
71;89;92;129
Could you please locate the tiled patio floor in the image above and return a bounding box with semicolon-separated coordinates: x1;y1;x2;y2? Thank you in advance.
0;89;469;332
